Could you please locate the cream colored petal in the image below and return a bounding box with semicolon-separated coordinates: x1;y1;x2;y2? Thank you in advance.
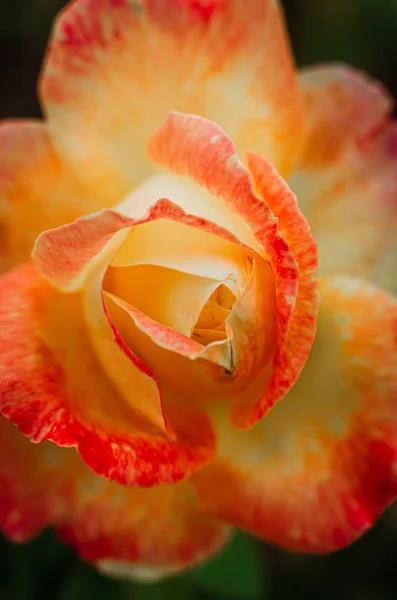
290;65;397;293
116;173;262;255
112;218;252;297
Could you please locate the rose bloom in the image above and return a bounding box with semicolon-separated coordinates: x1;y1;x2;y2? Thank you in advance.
0;0;396;582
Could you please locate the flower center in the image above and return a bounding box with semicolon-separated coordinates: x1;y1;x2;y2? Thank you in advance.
103;262;240;346
191;284;236;345
102;216;252;354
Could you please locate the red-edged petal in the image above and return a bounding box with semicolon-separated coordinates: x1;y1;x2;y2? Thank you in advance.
40;0;303;201
0;120;103;270
33;198;252;291
230;153;318;426
193;276;397;553
149;112;299;416
33;208;132;291
0;417;230;579
0;264;215;486
290;65;397;293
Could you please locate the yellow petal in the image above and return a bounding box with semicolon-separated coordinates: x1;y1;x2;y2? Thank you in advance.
112;218;252;297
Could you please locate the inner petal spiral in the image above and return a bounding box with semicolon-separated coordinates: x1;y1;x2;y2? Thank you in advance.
104;264;235;342
192;284;236;345
98;212;276;395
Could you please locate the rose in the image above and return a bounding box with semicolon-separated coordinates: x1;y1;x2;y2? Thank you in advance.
0;0;396;581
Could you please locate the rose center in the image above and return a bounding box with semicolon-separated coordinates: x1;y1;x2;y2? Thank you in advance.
103;262;240;346
102;216;252;352
191;284;236;345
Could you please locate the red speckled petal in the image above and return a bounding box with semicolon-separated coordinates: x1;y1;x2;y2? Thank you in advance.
230;153;318;426
33;208;132;291
193;276;397;553
149;111;299;416
40;0;303;201
0;121;103;270
0;264;216;487
290;65;397;293
0;417;230;579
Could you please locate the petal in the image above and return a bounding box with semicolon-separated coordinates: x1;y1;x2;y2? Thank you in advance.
0;120;103;269
290;65;397;293
230;153;318;426
149;111;298;332
149;112;302;419
40;0;303;201
0;264;215;486
111;218;251;296
117;172;262;253
33;208;132;292
193;276;397;553
0;417;231;576
33;198;253;292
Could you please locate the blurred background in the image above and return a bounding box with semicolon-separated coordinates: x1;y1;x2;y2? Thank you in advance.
1;0;397;598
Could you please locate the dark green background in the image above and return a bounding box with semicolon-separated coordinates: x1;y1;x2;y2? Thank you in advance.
1;1;397;599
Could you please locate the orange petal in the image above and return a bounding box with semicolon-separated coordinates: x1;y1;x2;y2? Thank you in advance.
193;276;397;553
0;264;216;486
290;65;397;293
33;209;131;291
0;121;103;270
0;417;230;578
149;112;300;411
230;153;318;426
40;0;303;201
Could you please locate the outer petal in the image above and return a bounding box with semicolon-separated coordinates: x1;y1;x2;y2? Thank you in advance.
0;417;230;578
230;154;318;426
193;276;397;553
0;264;215;486
0;121;103;269
40;0;303;201
290;65;397;293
